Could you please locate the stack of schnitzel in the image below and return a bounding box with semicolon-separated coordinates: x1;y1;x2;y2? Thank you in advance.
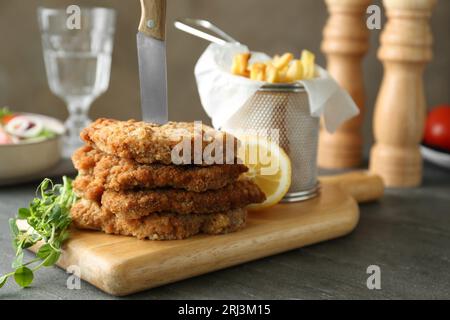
70;118;266;240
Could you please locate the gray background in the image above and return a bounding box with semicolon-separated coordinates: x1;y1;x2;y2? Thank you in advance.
0;0;448;155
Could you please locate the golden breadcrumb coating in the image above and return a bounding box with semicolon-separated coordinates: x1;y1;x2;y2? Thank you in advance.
70;198;247;240
80;118;239;165
93;179;265;219
72;146;248;201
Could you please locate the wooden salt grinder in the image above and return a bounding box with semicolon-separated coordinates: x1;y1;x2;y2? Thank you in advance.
370;0;436;187
318;0;371;169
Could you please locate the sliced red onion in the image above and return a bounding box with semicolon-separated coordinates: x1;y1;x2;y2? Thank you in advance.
5;116;44;139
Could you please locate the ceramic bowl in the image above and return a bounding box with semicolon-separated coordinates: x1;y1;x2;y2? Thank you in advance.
421;144;450;170
0;113;65;181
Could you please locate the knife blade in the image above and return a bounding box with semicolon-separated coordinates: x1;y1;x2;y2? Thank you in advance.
137;0;168;124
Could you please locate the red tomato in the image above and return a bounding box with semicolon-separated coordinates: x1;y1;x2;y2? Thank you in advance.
424;104;450;151
1;114;17;125
0;128;12;144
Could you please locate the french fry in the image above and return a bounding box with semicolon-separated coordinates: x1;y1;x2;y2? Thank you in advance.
249;63;266;81
231;52;251;77
273;53;293;70
230;50;316;82
272;54;281;66
265;64;279;83
300;50;315;79
286;59;304;82
278;65;289;83
264;60;274;70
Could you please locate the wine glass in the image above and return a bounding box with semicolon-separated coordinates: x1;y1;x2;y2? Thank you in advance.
38;7;116;158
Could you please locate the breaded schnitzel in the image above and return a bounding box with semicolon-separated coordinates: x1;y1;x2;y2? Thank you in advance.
73;119;266;240
80;118;239;165
95;180;266;219
71;199;247;240
72;146;248;199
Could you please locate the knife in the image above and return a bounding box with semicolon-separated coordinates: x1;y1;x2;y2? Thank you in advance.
137;0;168;124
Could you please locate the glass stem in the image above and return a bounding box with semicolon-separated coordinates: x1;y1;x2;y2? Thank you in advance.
64;97;92;151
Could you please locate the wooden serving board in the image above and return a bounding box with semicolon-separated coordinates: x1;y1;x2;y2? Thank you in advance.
31;171;383;296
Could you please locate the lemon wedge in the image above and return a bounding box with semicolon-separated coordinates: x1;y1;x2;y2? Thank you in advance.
238;135;292;210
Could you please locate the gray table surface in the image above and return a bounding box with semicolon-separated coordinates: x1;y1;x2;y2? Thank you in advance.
0;162;449;300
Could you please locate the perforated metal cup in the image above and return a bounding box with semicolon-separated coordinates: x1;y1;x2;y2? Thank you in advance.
223;83;320;202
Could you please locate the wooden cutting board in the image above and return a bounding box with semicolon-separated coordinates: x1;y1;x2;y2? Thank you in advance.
31;171;383;296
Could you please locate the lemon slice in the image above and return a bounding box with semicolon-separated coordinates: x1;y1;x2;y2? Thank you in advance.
238;136;292;210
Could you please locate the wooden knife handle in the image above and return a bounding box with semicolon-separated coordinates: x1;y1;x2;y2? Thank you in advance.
139;0;167;40
319;171;384;203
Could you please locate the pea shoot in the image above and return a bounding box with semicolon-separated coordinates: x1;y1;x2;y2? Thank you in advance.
0;177;77;289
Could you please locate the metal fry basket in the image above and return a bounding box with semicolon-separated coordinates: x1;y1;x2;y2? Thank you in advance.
174;18;320;202
223;83;320;202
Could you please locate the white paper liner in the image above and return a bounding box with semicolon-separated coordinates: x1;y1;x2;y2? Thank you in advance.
194;43;359;133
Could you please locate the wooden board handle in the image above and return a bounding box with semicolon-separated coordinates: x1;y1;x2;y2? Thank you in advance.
320;171;384;203
139;0;167;40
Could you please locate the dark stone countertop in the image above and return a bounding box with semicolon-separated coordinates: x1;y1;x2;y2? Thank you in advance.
0;162;449;300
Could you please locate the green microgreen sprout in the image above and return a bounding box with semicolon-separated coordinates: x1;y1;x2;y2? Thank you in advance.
0;177;77;289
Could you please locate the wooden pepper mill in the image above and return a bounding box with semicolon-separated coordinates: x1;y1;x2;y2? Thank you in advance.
318;0;371;169
370;0;436;187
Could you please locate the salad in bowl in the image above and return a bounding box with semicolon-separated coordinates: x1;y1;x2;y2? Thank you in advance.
0;107;63;145
0;107;65;183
